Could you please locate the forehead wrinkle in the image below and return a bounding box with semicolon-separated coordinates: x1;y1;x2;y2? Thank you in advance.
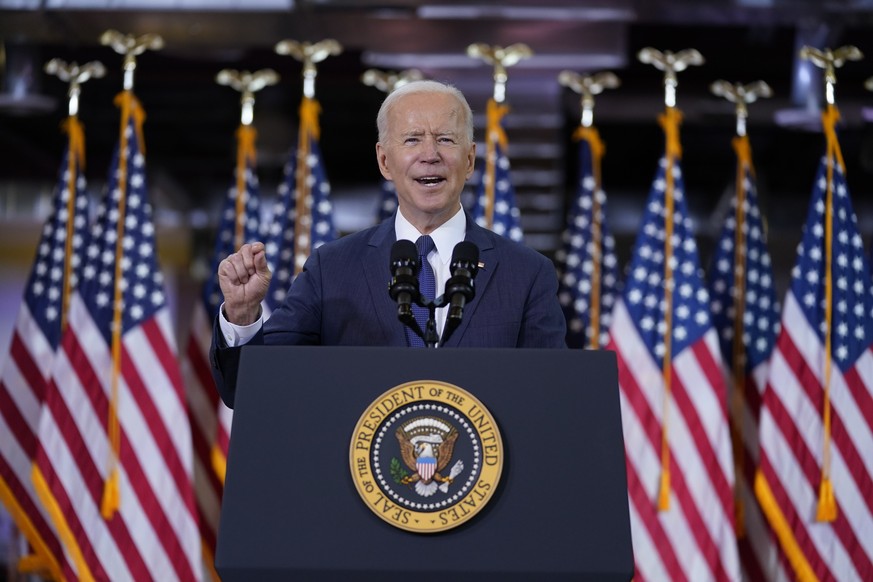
396;102;462;129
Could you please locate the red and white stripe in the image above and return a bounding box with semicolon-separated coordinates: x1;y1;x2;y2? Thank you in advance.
216;406;232;471
34;293;202;581
181;302;229;581
732;354;793;581
0;303;72;580
608;300;740;582
757;293;873;581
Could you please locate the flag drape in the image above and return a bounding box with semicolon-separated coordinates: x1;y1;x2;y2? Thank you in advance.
470;99;523;242
0;116;90;581
707;135;791;581
32;91;201;582
755;106;873;582
264;96;335;311
607;108;740;581
556;125;619;349
377;178;398;223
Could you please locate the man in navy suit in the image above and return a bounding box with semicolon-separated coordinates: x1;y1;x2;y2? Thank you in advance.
212;80;566;407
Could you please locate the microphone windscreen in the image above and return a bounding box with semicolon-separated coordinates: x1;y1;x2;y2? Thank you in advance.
390;240;419;270
451;241;479;267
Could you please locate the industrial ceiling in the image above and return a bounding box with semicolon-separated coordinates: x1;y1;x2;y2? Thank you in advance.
1;0;872;278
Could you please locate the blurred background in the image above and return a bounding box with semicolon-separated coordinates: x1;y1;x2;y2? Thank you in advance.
1;1;873;575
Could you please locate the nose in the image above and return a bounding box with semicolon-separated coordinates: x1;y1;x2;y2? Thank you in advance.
420;135;440;161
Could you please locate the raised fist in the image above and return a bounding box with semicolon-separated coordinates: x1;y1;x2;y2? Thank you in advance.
218;241;272;325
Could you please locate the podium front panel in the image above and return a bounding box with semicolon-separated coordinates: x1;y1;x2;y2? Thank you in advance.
216;346;633;581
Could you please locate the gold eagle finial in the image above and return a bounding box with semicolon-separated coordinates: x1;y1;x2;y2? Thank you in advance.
467;43;533;103
44;58;106;116
216;69;280;125
274;39;343;99
638;47;704;108
710;80;772;137
799;45;863;105
361;68;424;94
99;29;163;90
558;70;620;127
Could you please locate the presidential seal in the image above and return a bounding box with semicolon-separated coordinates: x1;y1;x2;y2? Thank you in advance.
349;380;503;533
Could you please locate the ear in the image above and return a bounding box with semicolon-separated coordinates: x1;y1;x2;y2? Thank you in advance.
465;141;476;180
376;142;392;181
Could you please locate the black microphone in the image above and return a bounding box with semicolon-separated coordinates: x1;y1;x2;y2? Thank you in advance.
444;241;479;323
388;240;420;321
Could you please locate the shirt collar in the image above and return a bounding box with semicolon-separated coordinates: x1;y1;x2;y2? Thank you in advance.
395;206;466;266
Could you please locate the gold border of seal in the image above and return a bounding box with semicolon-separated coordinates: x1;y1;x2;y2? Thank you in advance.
349;380;503;533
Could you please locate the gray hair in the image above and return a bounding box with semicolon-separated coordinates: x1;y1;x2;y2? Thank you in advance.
376;80;474;144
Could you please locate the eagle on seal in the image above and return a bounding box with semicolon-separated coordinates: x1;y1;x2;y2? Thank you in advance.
396;419;461;497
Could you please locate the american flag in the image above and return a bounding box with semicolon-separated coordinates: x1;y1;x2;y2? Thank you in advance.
32;92;201;581
181;124;262;580
556;126;619;349
707;135;790;581
606;109;740;581
0;117;90;581
470;99;523;242
264;96;335;311
755;114;873;581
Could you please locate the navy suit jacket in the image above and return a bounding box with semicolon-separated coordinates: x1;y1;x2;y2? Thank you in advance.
211;214;567;406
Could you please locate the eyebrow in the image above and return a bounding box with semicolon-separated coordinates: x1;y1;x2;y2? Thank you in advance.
400;129;459;138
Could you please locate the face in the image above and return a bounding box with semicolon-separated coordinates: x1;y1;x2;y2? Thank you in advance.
376;91;476;234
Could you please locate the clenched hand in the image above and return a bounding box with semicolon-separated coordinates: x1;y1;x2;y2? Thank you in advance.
218;242;272;325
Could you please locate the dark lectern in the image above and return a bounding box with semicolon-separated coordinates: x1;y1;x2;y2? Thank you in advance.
216;347;633;581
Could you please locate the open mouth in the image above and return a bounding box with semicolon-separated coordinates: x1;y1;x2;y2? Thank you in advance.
415;176;445;186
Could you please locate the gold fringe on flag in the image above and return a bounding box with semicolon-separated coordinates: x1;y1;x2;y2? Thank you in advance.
32;465;96;582
815;104;844;523
211;446;228;485
754;471;818;582
657;106;683;511
101;90;146;520
0;477;62;580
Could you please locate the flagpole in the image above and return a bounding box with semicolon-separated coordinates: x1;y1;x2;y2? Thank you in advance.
4;56;103;582
639;47;704;512
97;29;163;520
216;68;278;250
467;43;531;230
559;70;619;349
212;66;277;481
797;45;863;524
43;59;105;332
275;39;342;276
710;79;772;536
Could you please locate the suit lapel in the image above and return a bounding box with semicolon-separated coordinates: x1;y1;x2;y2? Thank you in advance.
442;219;496;347
364;219;409;346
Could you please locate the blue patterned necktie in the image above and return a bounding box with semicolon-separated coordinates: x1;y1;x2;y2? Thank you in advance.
408;235;436;347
